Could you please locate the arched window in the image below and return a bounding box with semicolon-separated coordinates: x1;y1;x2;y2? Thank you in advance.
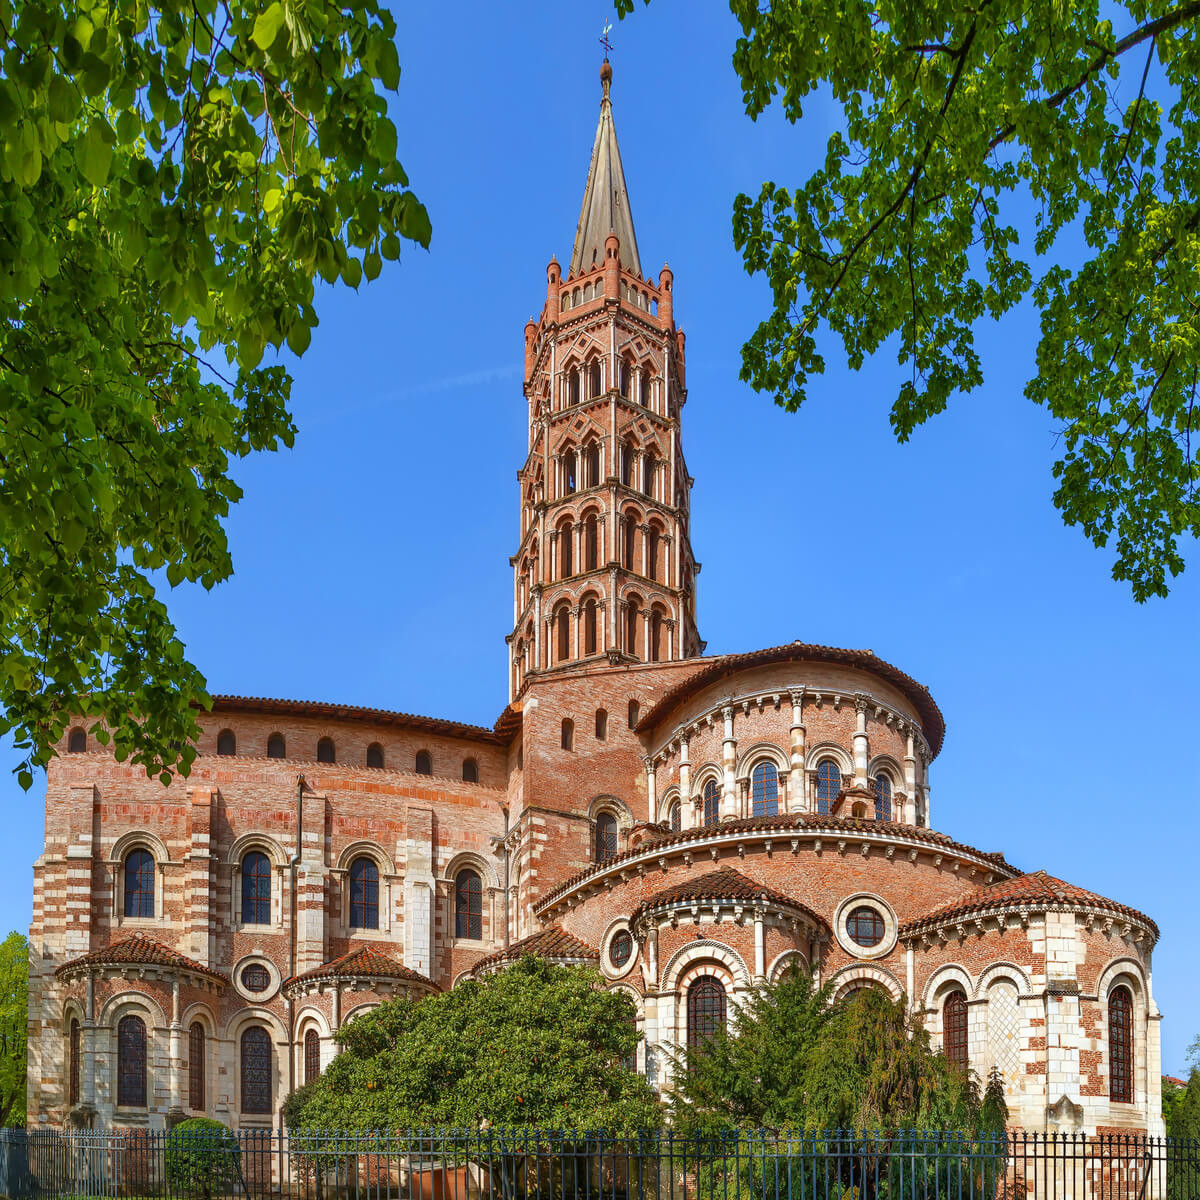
943;991;968;1069
668;802;681;832
415;750;432;775
595;708;607;740
618;359;630;398
557;606;570;661
216;729;236;756
620;441;634;487
117;1014;147;1107
872;774;892;821
241;851;271;925
595;812;618;862
585;513;598;569
589;361;602;397
569;369;580;406
1109;985;1133;1102
623;515;636;568
625;602;638;656
649;609;663;662
561;718;574;751
67;727;86;753
304;1028;321;1084
646;527;659;581
188;1022;205;1110
642;452;655;497
559;521;573;577
455;869;482;939
462;758;479;783
348;857;379;930
69;1018;80;1106
366;743;384;769
123;849;155;919
628;700;639;728
563;450;577;496
240;1027;272;1115
640;371;651;409
585;443;601;487
317;737;335;763
702;779;720;827
583;599;598;655
751;761;779;817
687;976;726;1048
266;732;285;759
815;760;841;814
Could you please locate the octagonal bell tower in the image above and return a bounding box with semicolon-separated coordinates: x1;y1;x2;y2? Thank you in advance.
508;61;702;700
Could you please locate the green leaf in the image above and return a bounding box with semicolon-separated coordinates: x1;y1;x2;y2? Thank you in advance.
286;320;311;355
252;4;285;50
76;119;113;185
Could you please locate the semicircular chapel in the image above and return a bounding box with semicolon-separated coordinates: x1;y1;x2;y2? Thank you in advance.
28;61;1162;1137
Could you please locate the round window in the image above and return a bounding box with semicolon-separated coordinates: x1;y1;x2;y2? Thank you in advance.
846;906;885;948
240;964;271;993
609;930;633;969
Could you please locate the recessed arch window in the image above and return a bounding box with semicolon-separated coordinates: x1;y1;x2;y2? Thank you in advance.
304;1028;321;1084
241;851;271;925
117;1014;147;1108
584;513;598;570
317;737;336;764
216;729;236;756
584;599;598;655
640;371;651;408
622;514;636;569
625;601;638;655
589;361;602;398
559;520;574;577
1109;985;1133;1102
595;708;607;741
240;1027;272;1115
561;718;574;751
266;732;286;759
455;868;482;940
366;742;385;769
67;727;87;753
610;930;633;969
618;359;630;398
415;750;432;775
462;758;479;783
620;441;634;488
348;857;379;930
668;801;682;832
123;849;155;919
751;761;779;817
646;526;659;581
642;452;656;497
69;1018;80;1106
188;1022;205;1110
686;976;726;1048
557;606;570;662
701;779;720;826
815;760;842;814
563;450;577;496
649;608;663;662
569;369;581;406
944;991;968;1069
585;443;601;488
846;905;885;948
872;774;892;821
628;700;639;729
595;812;618;862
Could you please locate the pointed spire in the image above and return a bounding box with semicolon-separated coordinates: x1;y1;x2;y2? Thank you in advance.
569;60;642;279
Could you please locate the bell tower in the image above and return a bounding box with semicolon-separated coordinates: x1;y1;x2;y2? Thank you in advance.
509;60;702;700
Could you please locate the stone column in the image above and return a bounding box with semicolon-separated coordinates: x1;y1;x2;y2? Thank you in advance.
80;971;98;1114
853;696;870;789
186;788;215;966
904;728;918;824
721;706;738;819
789;691;807;812
678;736;692;830
403;806;435;979
167;979;184;1122
753;914;765;982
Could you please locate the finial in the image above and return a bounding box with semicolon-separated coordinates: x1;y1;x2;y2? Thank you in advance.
600;19;613;101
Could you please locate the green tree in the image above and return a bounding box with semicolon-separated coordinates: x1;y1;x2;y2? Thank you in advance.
0;932;27;1128
290;956;661;1131
0;0;429;788
618;0;1200;600
1164;1035;1200;1140
670;968;1006;1135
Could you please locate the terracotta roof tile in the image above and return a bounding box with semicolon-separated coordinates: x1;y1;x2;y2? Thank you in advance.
283;947;439;992
632;866;826;928
470;925;598;975
899;870;1159;939
56;935;229;984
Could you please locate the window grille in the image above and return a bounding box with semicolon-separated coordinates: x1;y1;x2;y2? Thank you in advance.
349;857;379;929
240;1027;271;1115
69;1019;80;1106
872;775;892;821
188;1022;205;1109
595;813;618;862
847;905;885;947
241;851;271;924
116;1015;147;1107
124;849;155;918
610;930;633;968
815;761;841;814
702;779;720;826
687;976;726;1048
455;869;482;939
304;1028;321;1084
751;761;779;817
1109;985;1133;1102
944;991;968;1069
240;964;270;994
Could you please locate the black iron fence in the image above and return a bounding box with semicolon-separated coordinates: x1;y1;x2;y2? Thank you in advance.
0;1128;1195;1200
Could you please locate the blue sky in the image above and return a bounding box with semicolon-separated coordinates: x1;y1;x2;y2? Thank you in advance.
2;3;1195;1071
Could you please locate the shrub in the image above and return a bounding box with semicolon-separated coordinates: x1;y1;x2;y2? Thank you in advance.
164;1118;240;1200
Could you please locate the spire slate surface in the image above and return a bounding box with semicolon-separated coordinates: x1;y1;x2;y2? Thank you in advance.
569;62;641;278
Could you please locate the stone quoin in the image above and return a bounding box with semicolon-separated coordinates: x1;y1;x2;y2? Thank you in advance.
27;61;1163;1137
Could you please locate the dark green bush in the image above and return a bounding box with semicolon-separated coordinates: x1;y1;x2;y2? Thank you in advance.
164;1117;240;1199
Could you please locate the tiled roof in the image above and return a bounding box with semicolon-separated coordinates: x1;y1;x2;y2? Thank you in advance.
535;813;1015;914
899;870;1159;938
636;641;946;756
56;935;229;984
470;926;599;975
632;867;826;928
284;947;439;991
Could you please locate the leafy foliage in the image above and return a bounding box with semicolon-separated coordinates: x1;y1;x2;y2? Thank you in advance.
670;968;1007;1135
289;956;662;1132
0;932;26;1127
0;0;430;787
1164;1035;1200;1140
164;1118;241;1198
618;0;1200;599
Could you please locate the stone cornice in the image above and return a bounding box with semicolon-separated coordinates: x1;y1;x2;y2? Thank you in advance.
903;903;1158;948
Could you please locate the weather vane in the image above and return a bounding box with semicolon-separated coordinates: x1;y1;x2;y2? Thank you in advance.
600;19;613;60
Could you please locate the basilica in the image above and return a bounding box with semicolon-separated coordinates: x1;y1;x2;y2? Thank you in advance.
27;61;1163;1137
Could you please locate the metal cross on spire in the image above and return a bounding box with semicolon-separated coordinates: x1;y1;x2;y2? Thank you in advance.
600;18;613;60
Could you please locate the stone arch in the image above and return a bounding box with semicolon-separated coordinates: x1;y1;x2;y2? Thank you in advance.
736;741;790;779
975;961;1032;1000
442;850;499;890
767;949;810;982
661;939;752;995
607;980;644;1018
341;1001;381;1027
107;829;171;865
336;840;396;876
867;754;904;785
922;963;974;1009
827;963;905;1002
1096;955;1149;1003
588;794;632;828
690;763;722;796
98;988;168;1030
180;1001;219;1039
806;742;853;776
227;832;288;867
